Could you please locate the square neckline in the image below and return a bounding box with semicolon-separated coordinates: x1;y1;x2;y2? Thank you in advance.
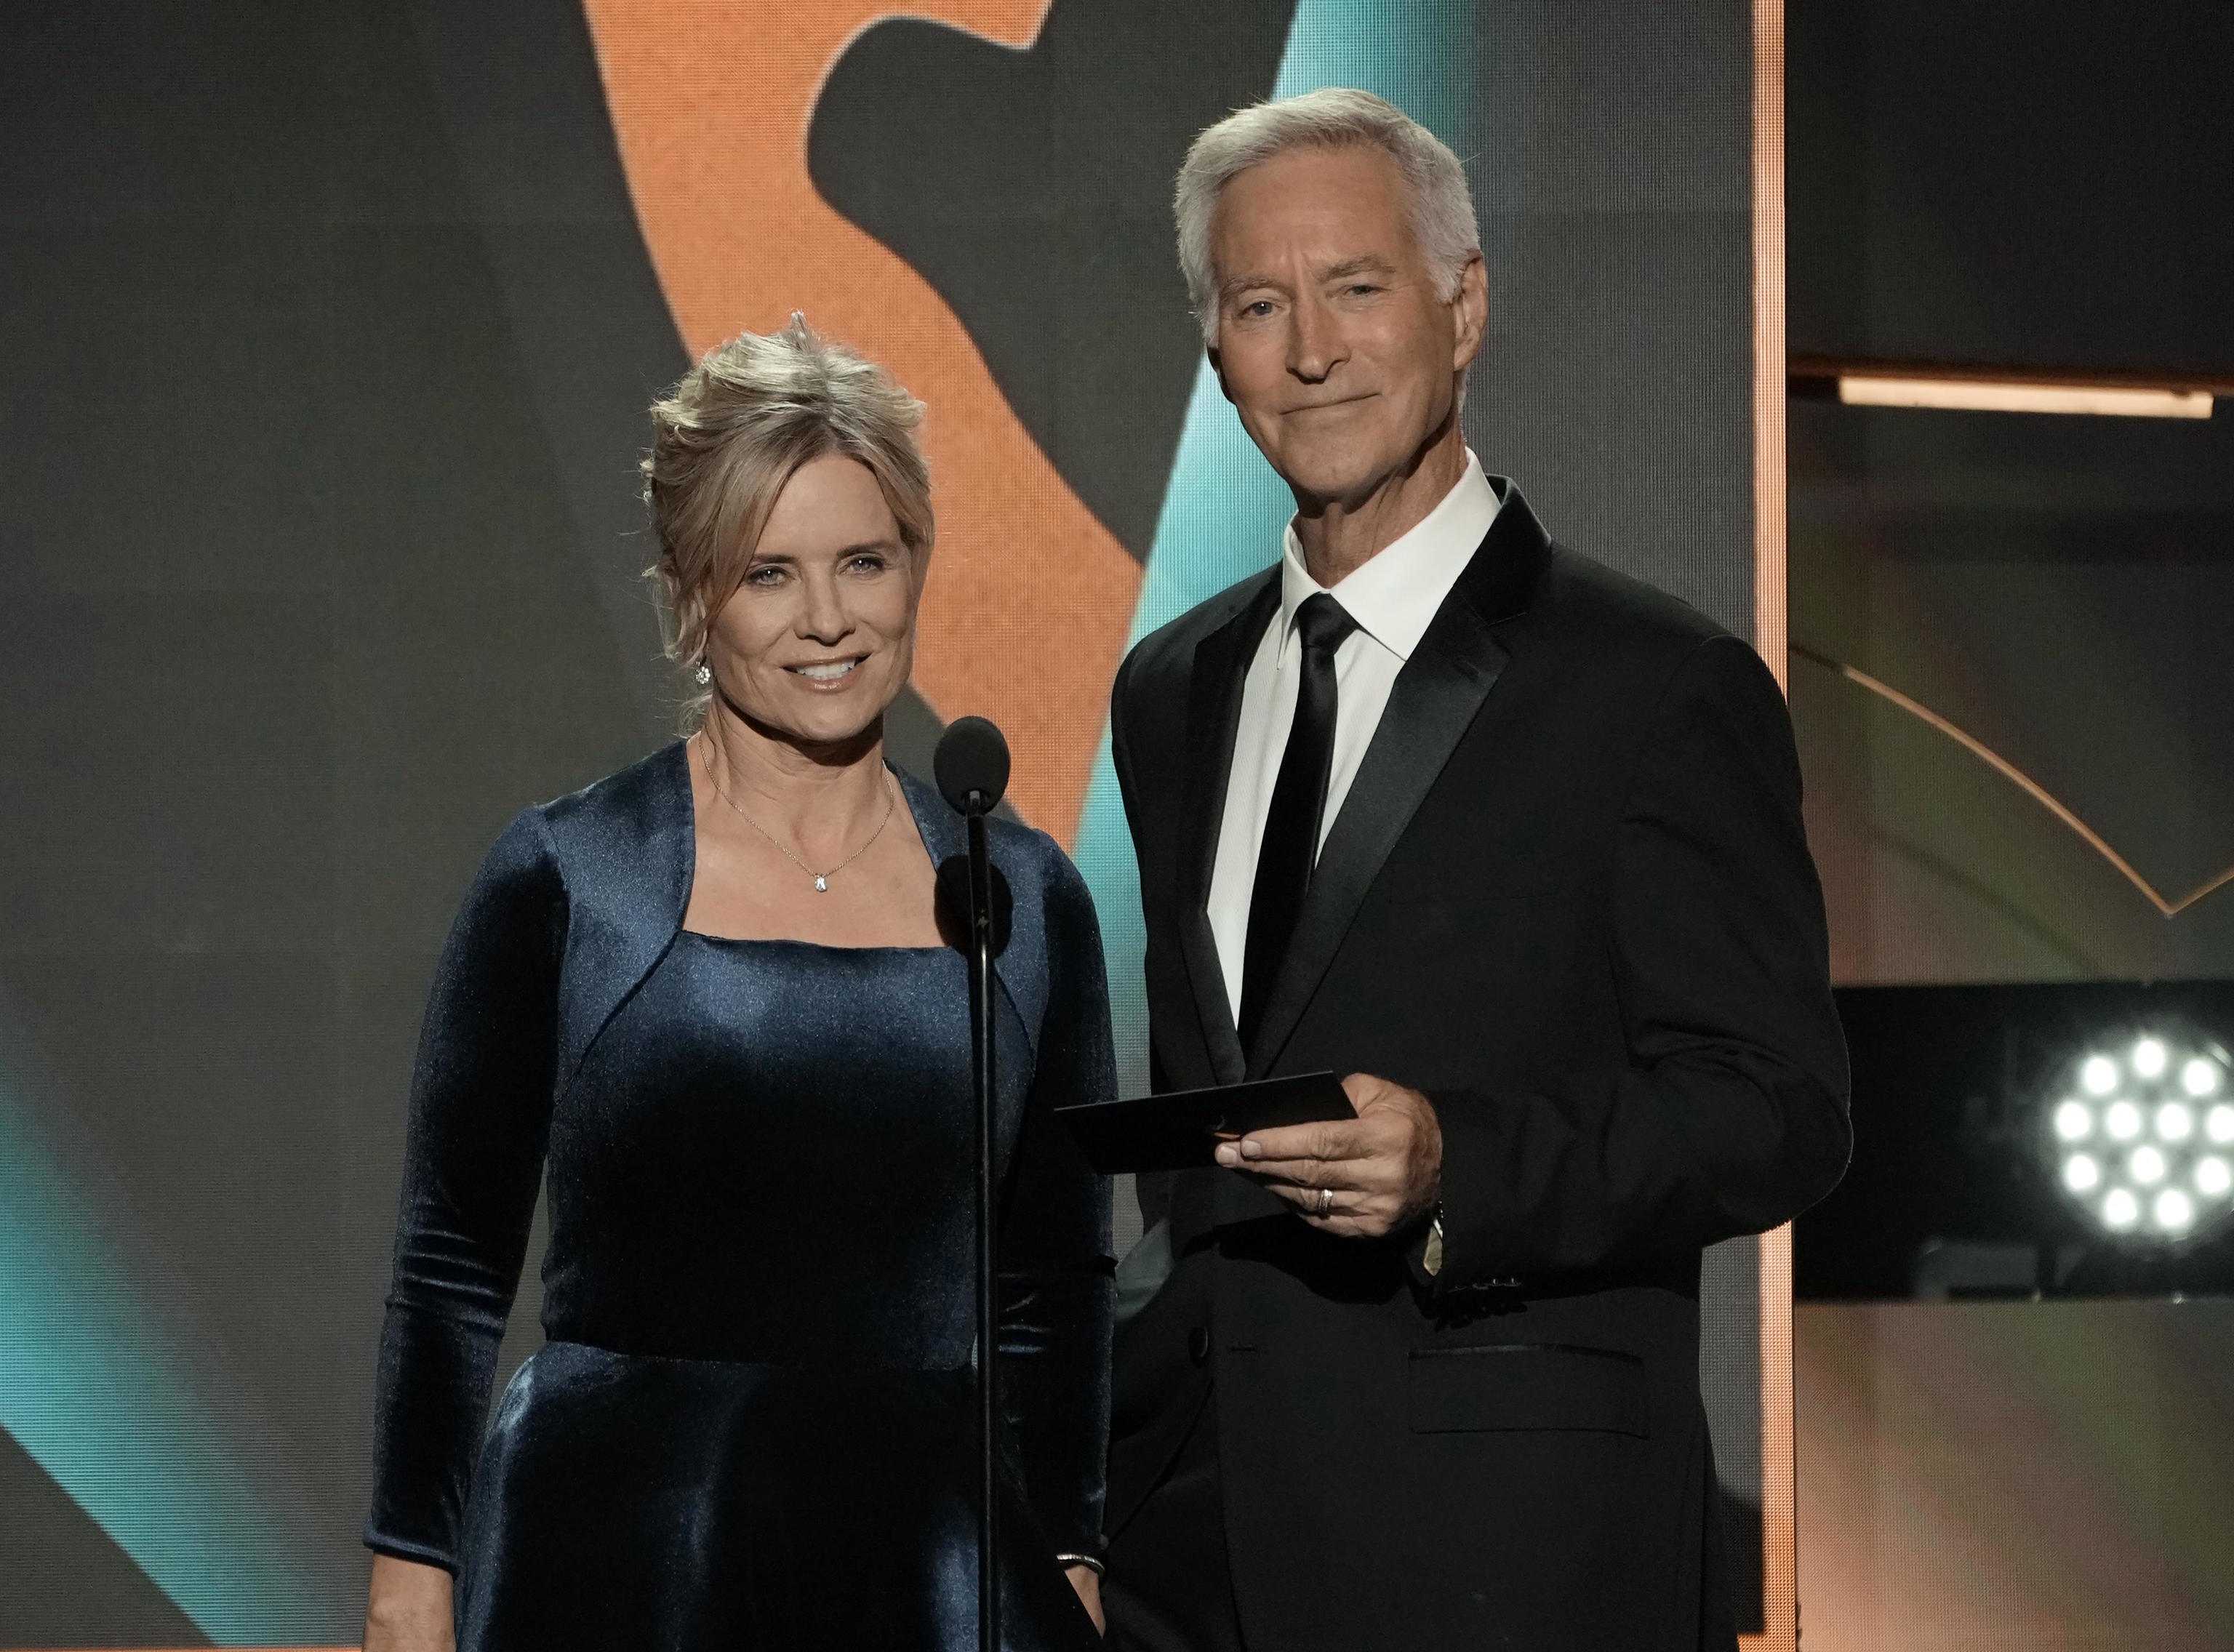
678;753;954;953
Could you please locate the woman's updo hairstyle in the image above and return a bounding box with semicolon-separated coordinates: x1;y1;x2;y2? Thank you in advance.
642;313;934;721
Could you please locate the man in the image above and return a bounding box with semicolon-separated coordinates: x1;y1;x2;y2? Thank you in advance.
1101;89;1851;1651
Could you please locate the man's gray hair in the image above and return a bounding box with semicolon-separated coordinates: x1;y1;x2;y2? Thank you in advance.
1174;87;1480;343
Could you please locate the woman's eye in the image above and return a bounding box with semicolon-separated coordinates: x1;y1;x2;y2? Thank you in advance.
848;555;887;574
745;565;785;586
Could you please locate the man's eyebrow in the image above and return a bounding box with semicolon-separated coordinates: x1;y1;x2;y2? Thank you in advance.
1217;254;1396;305
1218;270;1285;302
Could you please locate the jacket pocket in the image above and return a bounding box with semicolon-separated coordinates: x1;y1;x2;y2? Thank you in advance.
1406;1342;1649;1437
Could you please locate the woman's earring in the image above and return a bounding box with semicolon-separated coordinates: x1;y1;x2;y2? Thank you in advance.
694;660;712;686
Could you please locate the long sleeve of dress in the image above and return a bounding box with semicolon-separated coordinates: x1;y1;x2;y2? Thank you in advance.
364;809;566;1570
996;848;1118;1561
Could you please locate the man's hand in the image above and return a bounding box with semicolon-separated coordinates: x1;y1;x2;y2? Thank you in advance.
1214;1072;1441;1238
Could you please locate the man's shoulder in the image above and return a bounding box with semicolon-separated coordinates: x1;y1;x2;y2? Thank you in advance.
1120;566;1280;695
1525;547;1798;734
1533;545;1733;673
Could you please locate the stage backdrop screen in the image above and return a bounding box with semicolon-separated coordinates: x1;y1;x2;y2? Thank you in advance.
0;2;1781;1643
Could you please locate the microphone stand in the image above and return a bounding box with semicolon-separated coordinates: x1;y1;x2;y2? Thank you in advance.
937;715;1011;1652
964;803;1000;1652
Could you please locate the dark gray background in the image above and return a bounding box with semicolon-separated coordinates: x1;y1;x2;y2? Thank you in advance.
2;4;667;1639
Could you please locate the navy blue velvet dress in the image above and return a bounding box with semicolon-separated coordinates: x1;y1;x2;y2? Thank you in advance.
364;747;1115;1651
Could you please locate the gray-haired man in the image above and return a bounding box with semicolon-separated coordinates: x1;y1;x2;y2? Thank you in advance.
1101;89;1849;1651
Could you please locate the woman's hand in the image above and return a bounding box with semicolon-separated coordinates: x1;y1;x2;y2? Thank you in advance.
364;1553;455;1652
1065;1563;1106;1635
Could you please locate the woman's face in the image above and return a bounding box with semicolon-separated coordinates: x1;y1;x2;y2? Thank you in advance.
702;452;926;750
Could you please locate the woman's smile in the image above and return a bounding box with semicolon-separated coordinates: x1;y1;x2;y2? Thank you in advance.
787;656;867;686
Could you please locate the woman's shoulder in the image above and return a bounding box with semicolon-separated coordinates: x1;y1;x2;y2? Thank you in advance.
533;741;691;835
985;813;1083;886
480;741;692;904
980;814;1105;966
892;764;1078;873
889;763;1099;937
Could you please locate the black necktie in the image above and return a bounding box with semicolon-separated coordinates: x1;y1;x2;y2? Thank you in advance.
1238;593;1359;1056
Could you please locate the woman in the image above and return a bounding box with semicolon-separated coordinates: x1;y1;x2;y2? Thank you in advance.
361;317;1114;1650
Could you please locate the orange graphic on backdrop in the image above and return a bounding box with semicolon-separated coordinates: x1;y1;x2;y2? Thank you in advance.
581;1;1142;839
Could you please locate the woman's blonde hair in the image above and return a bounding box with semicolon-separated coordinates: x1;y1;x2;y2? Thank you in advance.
642;314;934;721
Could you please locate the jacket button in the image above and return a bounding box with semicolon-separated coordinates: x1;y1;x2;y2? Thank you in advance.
1188;1326;1212;1366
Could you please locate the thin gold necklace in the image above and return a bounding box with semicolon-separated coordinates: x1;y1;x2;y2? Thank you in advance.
693;733;894;894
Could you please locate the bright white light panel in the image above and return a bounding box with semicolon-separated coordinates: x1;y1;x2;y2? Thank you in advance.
2051;1035;2234;1242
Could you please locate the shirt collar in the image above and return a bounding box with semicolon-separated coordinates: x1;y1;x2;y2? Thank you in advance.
1276;447;1500;662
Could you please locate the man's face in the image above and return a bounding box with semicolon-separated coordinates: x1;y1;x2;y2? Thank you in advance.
1207;144;1484;509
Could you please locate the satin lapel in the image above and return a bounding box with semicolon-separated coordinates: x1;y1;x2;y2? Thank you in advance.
1177;572;1281;1088
1244;481;1554;1080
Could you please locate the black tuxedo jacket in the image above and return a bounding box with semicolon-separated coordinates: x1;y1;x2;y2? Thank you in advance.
1105;481;1851;1651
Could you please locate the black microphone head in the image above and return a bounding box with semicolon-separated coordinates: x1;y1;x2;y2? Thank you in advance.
934;715;1009;817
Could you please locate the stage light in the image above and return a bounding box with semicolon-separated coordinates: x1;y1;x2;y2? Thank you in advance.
2044;1030;2234;1248
1825;987;2234;1299
1834;374;2214;419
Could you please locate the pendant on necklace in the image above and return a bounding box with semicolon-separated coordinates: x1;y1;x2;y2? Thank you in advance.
814;875;829;893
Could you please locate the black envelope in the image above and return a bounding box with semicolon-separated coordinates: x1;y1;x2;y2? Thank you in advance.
1053;1071;1356;1175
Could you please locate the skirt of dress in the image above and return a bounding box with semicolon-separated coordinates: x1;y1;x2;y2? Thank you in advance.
455;1341;1102;1652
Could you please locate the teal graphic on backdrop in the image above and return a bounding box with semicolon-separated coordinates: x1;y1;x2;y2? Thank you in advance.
0;1072;342;1640
1070;0;1483;1098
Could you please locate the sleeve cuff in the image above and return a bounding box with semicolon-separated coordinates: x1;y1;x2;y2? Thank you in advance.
362;1528;460;1575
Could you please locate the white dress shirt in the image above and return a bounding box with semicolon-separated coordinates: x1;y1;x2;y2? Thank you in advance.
1206;449;1502;1023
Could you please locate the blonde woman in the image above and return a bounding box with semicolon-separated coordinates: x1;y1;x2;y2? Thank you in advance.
360;318;1113;1651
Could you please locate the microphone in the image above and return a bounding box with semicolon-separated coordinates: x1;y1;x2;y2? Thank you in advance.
934;715;1009;817
934;713;1009;1652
